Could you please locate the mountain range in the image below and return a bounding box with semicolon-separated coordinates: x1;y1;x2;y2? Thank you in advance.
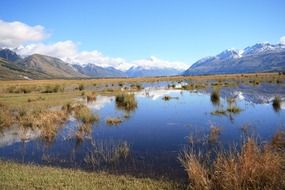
0;41;285;80
184;43;285;75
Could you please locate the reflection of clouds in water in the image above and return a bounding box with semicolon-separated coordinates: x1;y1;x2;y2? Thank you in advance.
233;91;245;100
174;82;188;89
0;125;41;147
87;95;114;110
136;88;182;100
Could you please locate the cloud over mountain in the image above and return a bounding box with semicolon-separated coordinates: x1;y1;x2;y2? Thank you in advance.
0;20;46;47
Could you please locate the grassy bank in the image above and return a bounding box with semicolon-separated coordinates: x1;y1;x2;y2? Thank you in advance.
0;161;184;190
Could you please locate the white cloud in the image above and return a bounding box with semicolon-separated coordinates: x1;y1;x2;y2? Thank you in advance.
0;20;46;47
16;42;188;71
280;36;285;45
2;19;189;71
16;40;77;60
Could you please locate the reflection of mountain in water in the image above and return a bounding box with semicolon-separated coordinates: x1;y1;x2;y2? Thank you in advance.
136;88;182;100
218;84;285;105
0;125;41;147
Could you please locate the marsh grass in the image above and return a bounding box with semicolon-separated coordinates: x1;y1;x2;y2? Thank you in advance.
115;93;137;112
74;105;99;124
227;97;241;113
84;140;130;167
208;126;221;144
179;138;285;190
271;130;285;149
272;96;282;112
75;124;92;142
210;88;220;105
211;109;227;115
162;95;179;101
86;91;97;102
182;83;207;90
106;117;123;126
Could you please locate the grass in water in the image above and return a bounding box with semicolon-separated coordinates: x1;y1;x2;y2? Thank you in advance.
272;96;281;112
115;93;137;112
106;117;123;126
74;104;99;124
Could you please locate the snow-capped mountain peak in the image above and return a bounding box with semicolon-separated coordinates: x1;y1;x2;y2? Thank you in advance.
217;48;243;59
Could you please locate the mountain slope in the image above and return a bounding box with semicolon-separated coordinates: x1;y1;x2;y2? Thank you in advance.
0;57;50;80
184;43;285;75
72;63;126;77
18;54;87;78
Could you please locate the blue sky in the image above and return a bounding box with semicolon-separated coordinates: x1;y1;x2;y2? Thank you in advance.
0;0;285;67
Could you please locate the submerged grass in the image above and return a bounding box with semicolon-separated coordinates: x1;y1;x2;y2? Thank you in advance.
0;160;183;190
106;117;123;126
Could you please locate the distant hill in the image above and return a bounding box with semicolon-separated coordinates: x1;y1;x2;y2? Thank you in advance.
72;63;126;78
184;43;285;75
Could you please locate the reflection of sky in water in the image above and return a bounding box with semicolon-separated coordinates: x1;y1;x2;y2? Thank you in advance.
0;85;285;178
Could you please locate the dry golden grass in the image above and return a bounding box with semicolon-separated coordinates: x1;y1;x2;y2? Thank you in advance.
179;138;285;190
74;104;99;124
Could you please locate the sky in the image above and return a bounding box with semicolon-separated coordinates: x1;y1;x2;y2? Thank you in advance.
0;0;285;70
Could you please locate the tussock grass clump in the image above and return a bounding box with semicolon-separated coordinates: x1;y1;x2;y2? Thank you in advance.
115;93;137;112
272;96;281;112
162;95;178;101
74;105;99;124
106;117;123;126
182;83;207;90
162;95;171;101
42;84;63;93
227;97;241;113
84;140;130;167
78;83;84;91
18;110;68;142
271;131;285;149
0;108;13;129
130;83;143;90
227;106;241;113
86;92;97;102
210;88;220;105
6;85;34;94
75;124;92;142
179;138;285;190
211;109;226;115
208;126;221;144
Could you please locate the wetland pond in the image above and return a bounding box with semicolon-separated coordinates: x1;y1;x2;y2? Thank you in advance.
0;82;285;180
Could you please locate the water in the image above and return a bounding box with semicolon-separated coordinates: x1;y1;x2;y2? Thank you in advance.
0;83;284;179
